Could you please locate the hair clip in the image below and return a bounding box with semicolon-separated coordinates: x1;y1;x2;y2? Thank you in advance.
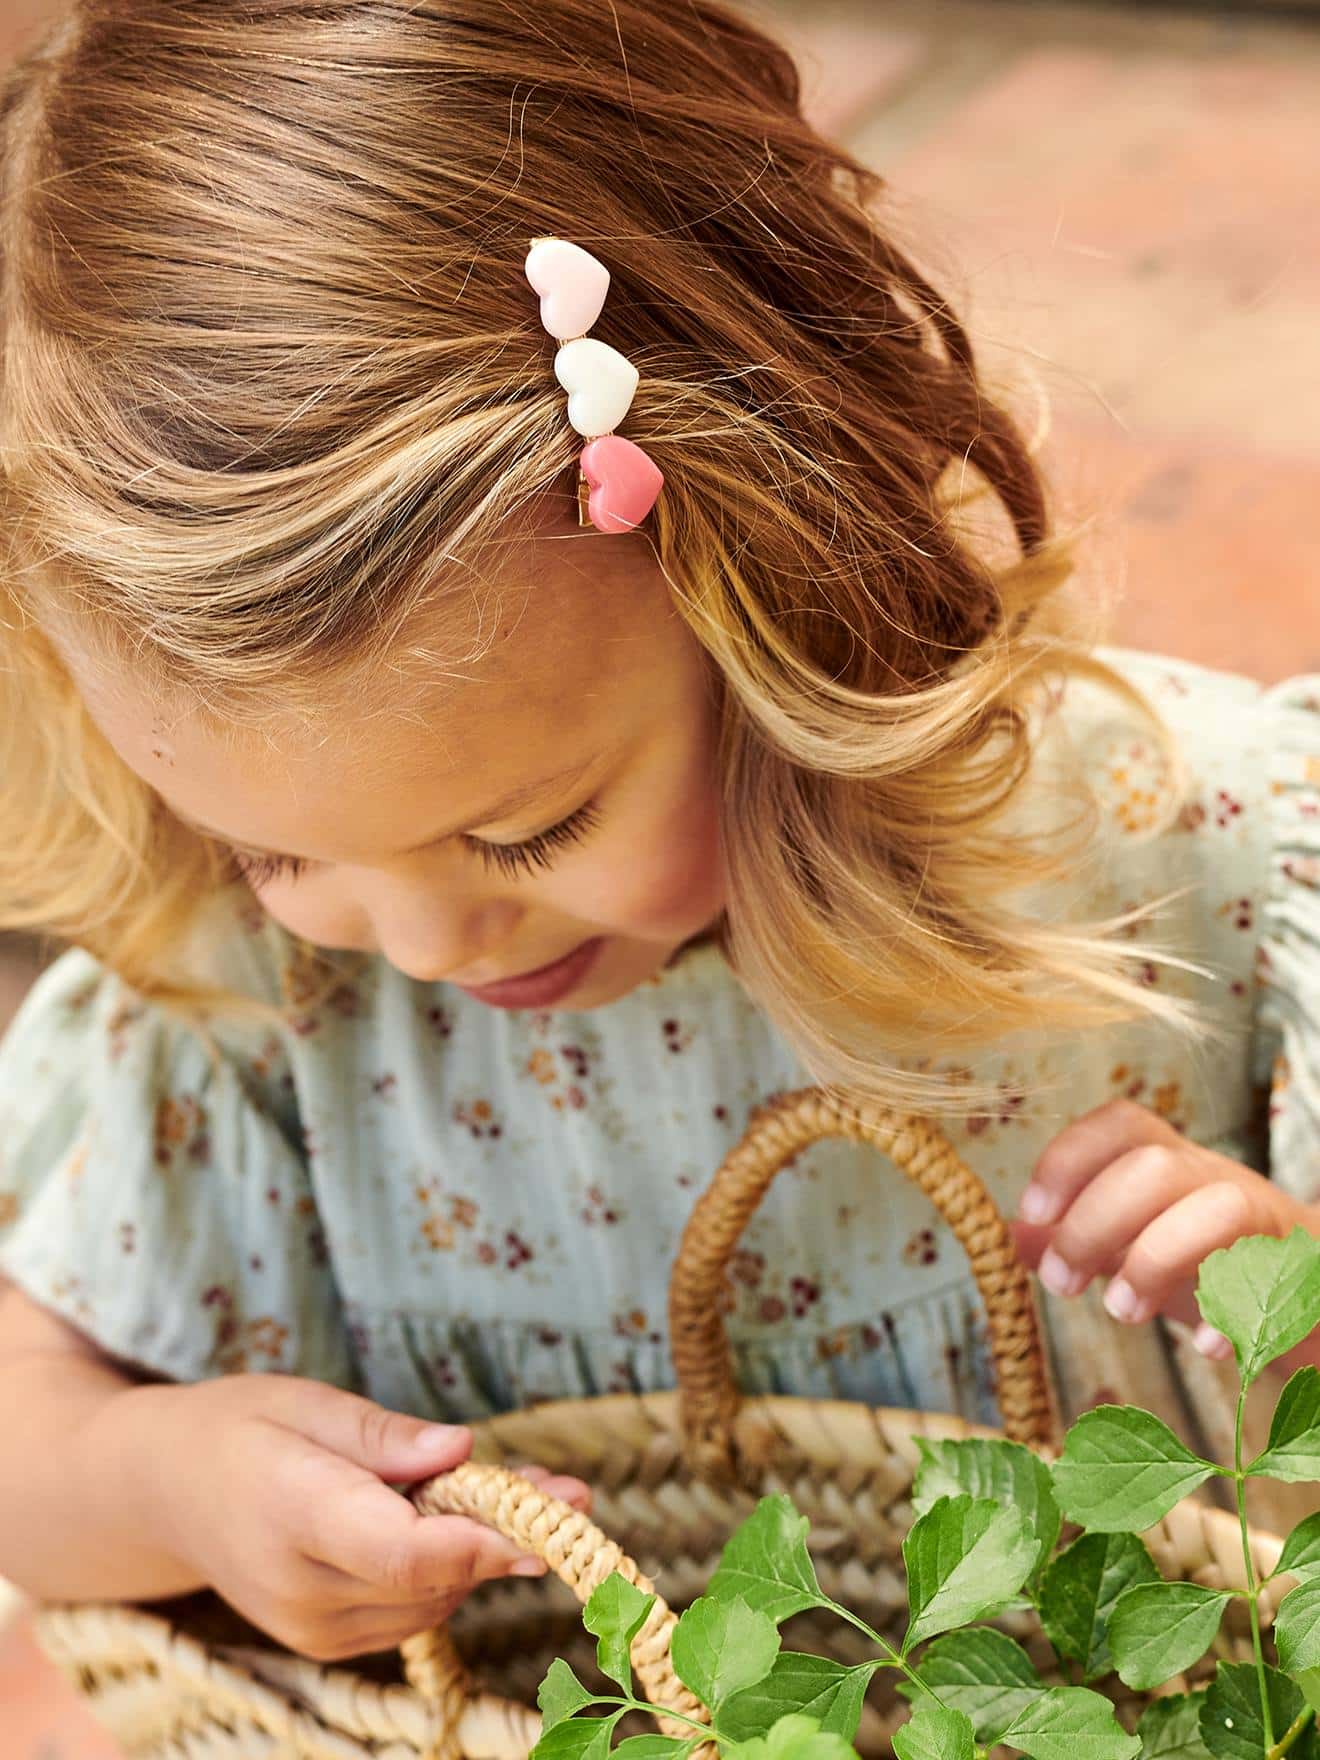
525;237;663;534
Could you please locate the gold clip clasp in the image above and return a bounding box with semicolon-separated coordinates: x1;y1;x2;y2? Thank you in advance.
576;469;592;528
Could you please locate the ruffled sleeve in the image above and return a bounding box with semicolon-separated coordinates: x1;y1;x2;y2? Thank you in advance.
1254;675;1320;1202
0;946;356;1388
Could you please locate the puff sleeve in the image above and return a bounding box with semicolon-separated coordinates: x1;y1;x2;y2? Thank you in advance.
0;946;356;1388
1254;675;1320;1202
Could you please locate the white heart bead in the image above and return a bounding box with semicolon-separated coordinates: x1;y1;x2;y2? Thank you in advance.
554;337;639;438
525;238;610;341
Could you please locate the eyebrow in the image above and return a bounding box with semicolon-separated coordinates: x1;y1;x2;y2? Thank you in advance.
173;756;599;862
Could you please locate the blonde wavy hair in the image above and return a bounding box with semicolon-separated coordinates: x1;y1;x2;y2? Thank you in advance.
0;0;1194;1111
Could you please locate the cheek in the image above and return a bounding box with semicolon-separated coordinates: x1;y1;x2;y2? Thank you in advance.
244;877;373;952
565;777;724;935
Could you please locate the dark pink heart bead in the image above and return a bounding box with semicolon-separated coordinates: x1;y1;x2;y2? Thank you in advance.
578;435;663;534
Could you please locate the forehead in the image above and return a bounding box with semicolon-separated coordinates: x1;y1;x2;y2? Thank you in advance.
63;519;683;855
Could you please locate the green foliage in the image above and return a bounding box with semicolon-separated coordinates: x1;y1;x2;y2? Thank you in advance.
1201;1664;1317;1760
584;1576;656;1690
913;1438;1061;1580
670;1597;780;1713
730;1713;859;1760
1248;1369;1320;1484
1052;1407;1217;1532
706;1496;822;1625
903;1494;1038;1648
1273;1511;1320;1582
720;1656;872;1744
1274;1577;1320;1717
1197;1231;1320;1388
532;1232;1320;1760
995;1687;1142;1760
1040;1533;1161;1681
1108;1584;1233;1690
540;1660;595;1730
891;1701;976;1760
898;1627;1045;1742
1136;1694;1212;1760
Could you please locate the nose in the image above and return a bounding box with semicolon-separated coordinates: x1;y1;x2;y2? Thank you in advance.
366;879;524;985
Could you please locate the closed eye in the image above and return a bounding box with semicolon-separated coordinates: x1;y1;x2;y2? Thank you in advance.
226;801;602;889
464;801;601;878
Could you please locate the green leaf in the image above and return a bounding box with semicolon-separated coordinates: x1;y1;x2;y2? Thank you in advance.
1197;1228;1320;1387
1136;1694;1212;1760
1040;1532;1161;1681
903;1495;1039;1650
1260;1570;1320;1731
1275;1575;1320;1674
708;1495;825;1624
913;1438;1061;1579
612;1741;692;1760
892;1703;976;1760
721;1654;873;1743
1249;1367;1320;1482
1200;1662;1314;1760
731;1713;860;1760
538;1659;596;1731
532;1713;622;1760
1052;1407;1216;1532
1109;1583;1232;1689
670;1594;780;1712
1000;1685;1141;1760
898;1626;1046;1744
583;1573;655;1690
1274;1510;1320;1581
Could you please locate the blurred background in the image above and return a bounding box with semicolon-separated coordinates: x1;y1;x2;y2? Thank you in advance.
1;0;1318;1750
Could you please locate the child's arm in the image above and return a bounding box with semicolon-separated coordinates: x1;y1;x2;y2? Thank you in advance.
0;1280;591;1659
1013;1099;1320;1369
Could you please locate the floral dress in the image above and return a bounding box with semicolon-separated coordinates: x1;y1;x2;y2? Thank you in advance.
1;650;1319;1534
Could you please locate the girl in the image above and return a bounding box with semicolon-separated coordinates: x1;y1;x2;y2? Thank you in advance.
0;0;1317;1669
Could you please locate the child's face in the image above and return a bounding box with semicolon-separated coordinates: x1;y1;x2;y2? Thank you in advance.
62;513;727;1010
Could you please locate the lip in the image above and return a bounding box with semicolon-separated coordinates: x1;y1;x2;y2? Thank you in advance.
454;937;605;1010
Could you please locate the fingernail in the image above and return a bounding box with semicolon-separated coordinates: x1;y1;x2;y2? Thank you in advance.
1194;1323;1234;1361
1103;1278;1151;1324
1019;1184;1062;1225
509;1554;548;1577
1039;1247;1087;1298
415;1424;467;1450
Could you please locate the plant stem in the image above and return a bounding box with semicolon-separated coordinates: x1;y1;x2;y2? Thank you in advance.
1267;1708;1315;1760
598;1696;712;1737
1234;1387;1274;1752
824;1599;950;1709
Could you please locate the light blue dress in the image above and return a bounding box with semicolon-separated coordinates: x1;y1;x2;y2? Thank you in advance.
1;651;1318;1525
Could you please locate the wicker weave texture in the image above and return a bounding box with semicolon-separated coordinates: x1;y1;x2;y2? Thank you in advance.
31;1088;1286;1760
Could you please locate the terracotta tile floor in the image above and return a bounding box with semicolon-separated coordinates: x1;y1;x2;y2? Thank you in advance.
2;0;1319;1751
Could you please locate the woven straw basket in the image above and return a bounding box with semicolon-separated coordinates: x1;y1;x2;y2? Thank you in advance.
35;1087;1287;1760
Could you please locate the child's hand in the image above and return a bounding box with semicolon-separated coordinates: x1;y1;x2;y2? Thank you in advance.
1012;1099;1319;1361
153;1374;591;1661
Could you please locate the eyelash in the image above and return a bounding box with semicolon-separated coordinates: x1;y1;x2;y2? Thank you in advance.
227;801;602;889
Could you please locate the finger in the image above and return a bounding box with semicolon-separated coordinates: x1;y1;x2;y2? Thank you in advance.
273;1385;474;1483
1012;1219;1053;1271
1104;1182;1258;1329
1034;1145;1206;1297
1019;1099;1183;1227
510;1463;593;1512
281;1595;469;1663
324;1595;469;1659
288;1449;545;1594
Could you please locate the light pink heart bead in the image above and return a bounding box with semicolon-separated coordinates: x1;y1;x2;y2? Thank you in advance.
579;435;663;534
525;238;610;342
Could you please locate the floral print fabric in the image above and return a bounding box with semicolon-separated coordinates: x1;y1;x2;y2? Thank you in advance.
1;650;1318;1531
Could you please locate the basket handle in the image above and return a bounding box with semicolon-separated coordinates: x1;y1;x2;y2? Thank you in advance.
668;1087;1059;1475
398;1461;708;1760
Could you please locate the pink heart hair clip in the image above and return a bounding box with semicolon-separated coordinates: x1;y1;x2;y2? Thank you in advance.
524;237;664;535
